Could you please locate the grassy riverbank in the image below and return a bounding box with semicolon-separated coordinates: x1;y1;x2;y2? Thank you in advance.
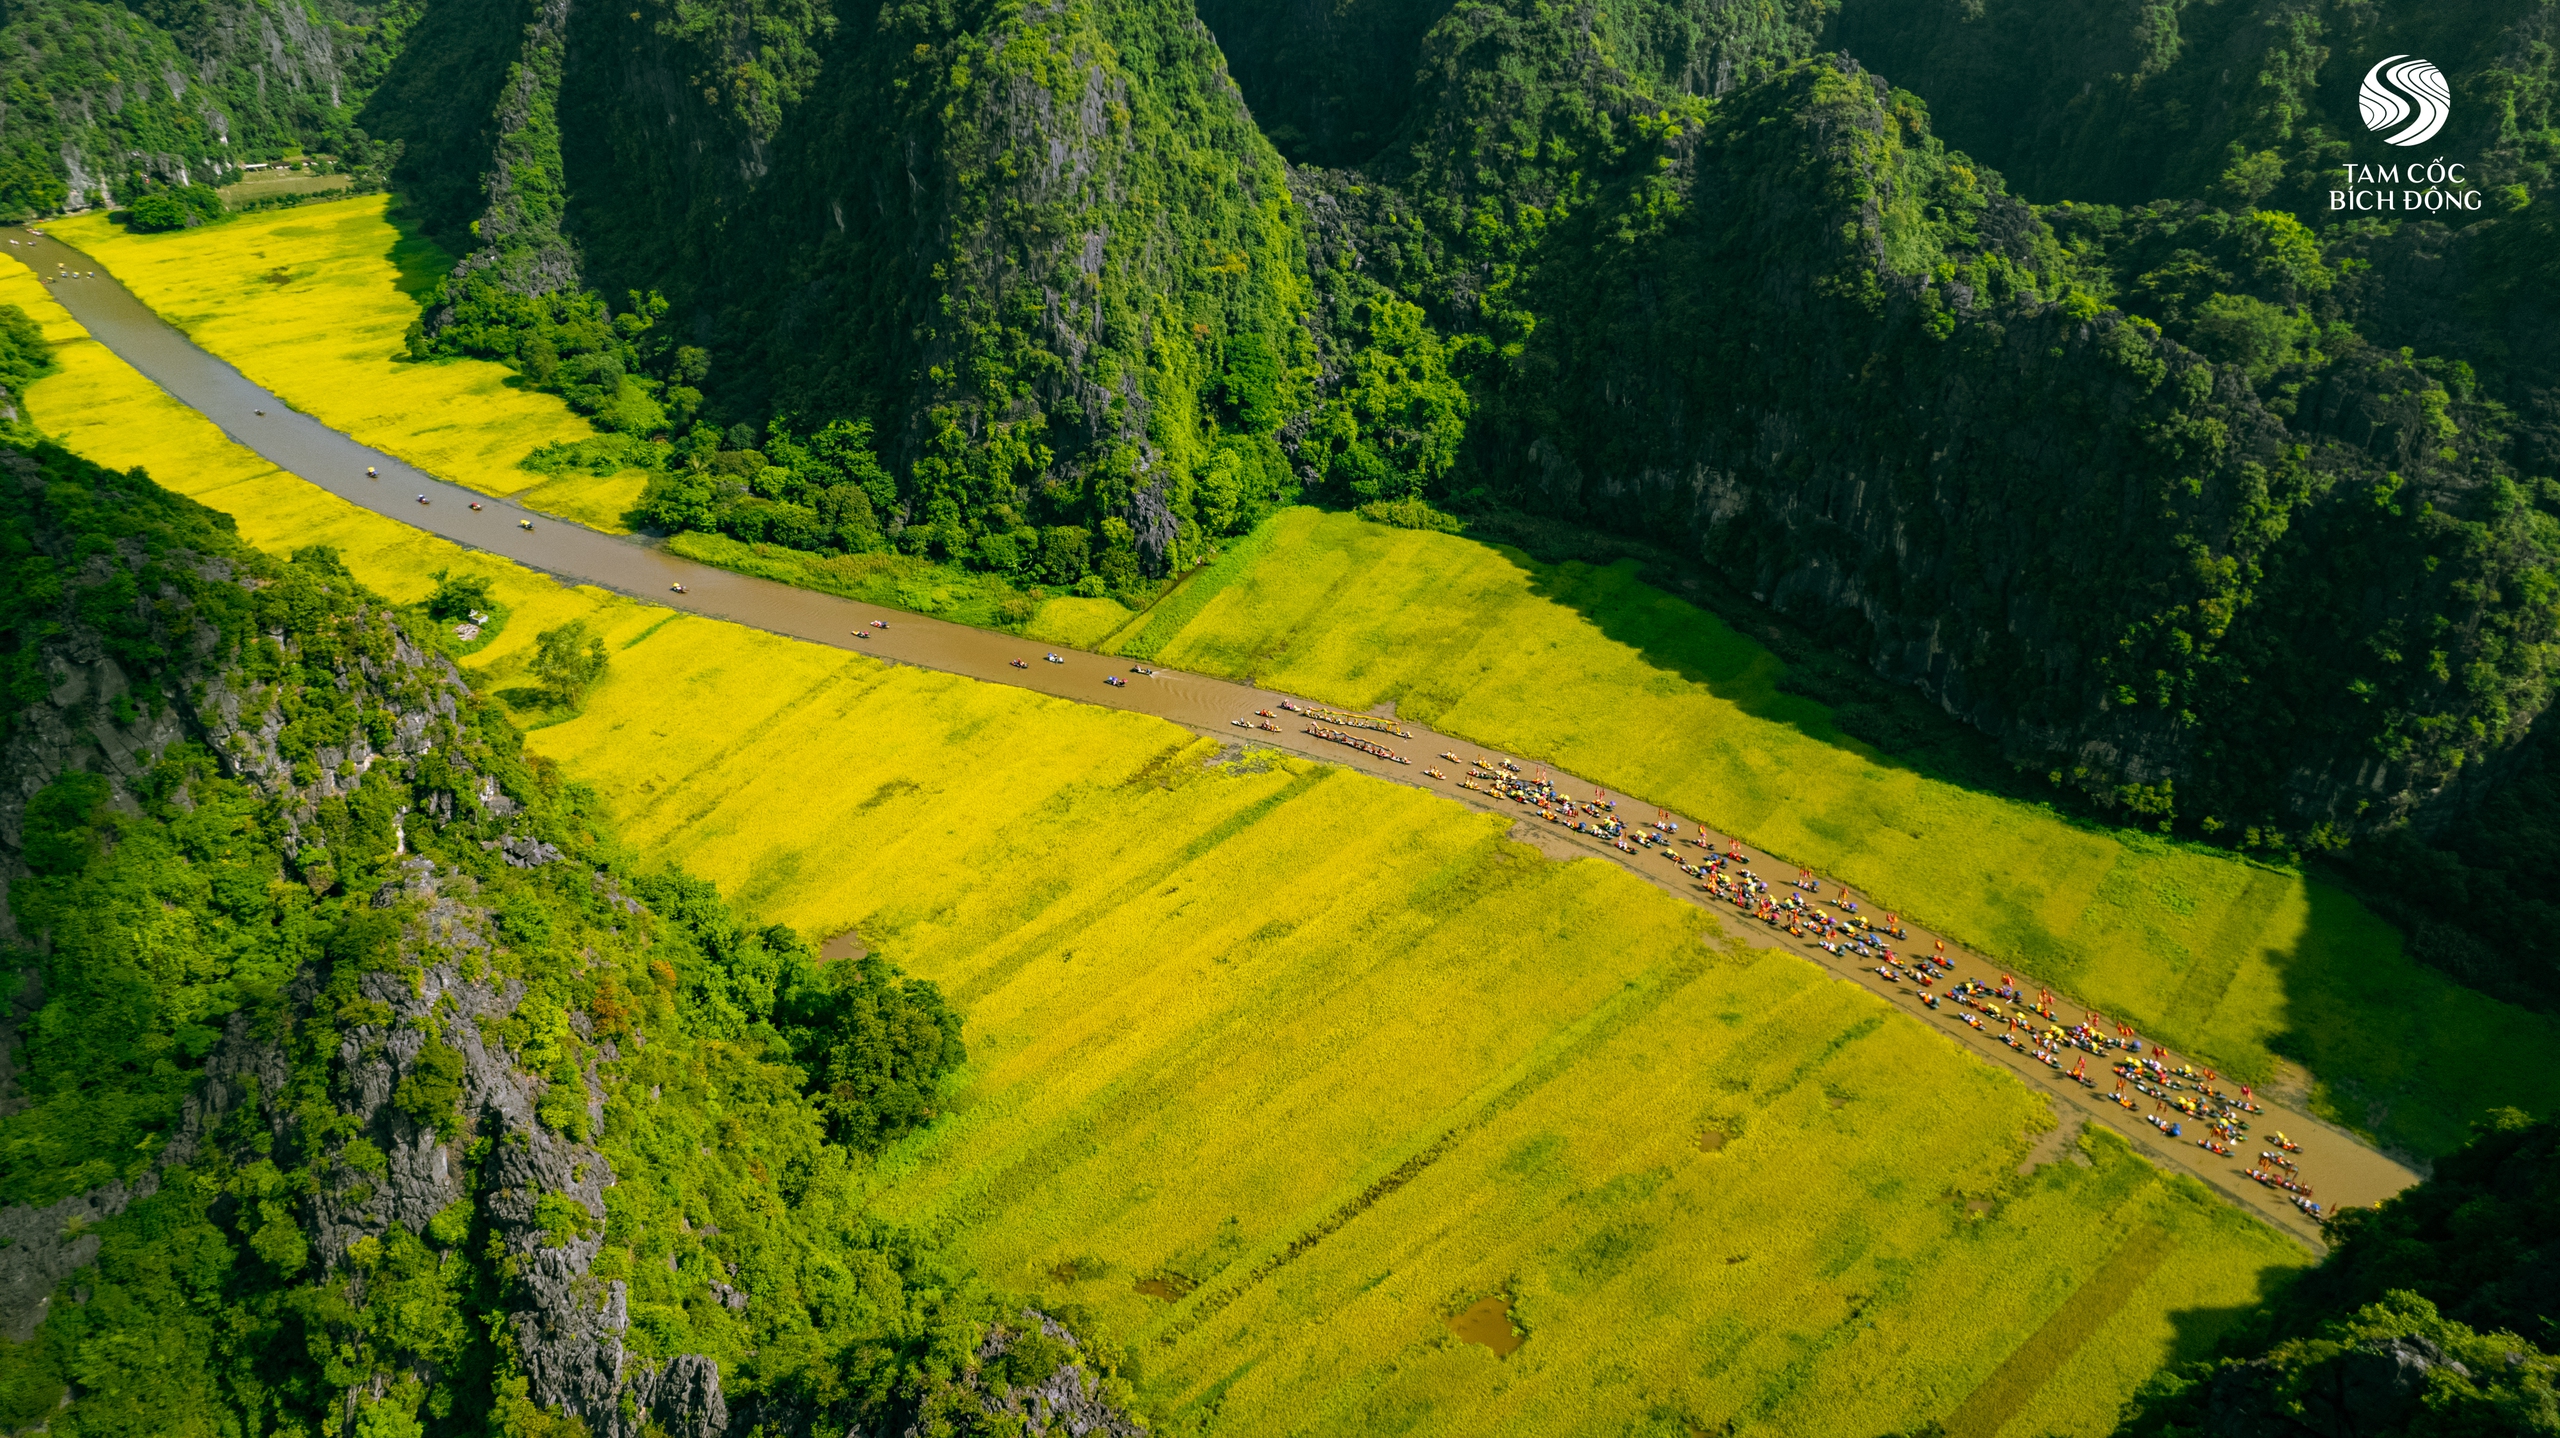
0;262;2314;1438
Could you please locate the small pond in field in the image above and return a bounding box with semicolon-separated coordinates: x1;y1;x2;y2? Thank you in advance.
1445;1295;1522;1356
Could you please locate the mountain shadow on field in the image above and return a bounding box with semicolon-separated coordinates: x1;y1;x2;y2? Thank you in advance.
1457;506;2067;812
2265;878;2560;1162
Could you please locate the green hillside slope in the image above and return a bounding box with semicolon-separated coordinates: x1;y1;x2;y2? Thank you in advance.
0;0;404;219
0;423;1132;1435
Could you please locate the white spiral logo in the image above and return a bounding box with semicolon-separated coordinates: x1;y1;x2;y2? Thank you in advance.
2359;55;2450;147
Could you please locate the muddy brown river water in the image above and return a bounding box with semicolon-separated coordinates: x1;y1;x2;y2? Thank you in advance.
8;229;2422;1250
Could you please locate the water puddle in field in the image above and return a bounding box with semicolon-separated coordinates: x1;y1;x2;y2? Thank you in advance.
819;931;868;962
1695;1127;1728;1153
1134;1275;1195;1301
1446;1295;1523;1356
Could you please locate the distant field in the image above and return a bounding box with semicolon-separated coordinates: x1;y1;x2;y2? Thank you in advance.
4;271;2313;1438
215;170;354;205
1095;508;2560;1159
45;198;613;515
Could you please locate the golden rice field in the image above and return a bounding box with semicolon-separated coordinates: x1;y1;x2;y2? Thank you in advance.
43;199;644;528
4;274;2314;1437
61;182;2527;1160
1094;508;2560;1160
53;211;2536;1159
538;650;2303;1438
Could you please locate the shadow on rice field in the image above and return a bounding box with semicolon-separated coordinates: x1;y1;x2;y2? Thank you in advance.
381;202;453;301
1101;508;2560;1162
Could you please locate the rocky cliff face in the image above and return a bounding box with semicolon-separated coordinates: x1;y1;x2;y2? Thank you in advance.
28;878;748;1438
402;0;1314;571
309;872;729;1438
0;0;398;216
0;448;727;1433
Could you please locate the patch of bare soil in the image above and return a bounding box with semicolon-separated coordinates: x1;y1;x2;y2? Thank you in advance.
2016;1116;2089;1174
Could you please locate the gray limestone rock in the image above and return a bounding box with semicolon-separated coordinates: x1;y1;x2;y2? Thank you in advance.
940;1310;1146;1438
492;834;566;868
0;1184;129;1343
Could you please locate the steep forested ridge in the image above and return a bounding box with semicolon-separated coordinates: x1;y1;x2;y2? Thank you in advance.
383;0;1317;590
1456;55;2558;846
0;423;1138;1434
355;0;2552;867
0;0;408;218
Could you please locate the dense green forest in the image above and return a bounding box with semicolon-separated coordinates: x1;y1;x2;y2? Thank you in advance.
375;0;1321;591
363;0;2557;870
0;0;408;218
2117;1109;2560;1436
0;399;1135;1433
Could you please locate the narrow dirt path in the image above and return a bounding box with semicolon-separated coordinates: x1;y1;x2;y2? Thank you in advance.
10;230;2418;1250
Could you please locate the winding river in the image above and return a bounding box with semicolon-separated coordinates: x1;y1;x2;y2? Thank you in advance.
4;226;2418;1246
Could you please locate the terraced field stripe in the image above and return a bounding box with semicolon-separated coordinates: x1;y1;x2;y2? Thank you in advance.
2160;868;2287;1046
1155;943;1725;1346
1941;1222;2178;1438
1114;517;1286;659
942;761;1332;1007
